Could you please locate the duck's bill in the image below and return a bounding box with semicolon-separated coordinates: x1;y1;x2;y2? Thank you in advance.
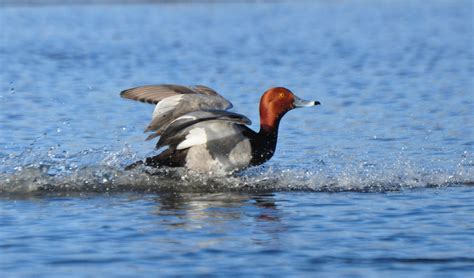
293;95;320;108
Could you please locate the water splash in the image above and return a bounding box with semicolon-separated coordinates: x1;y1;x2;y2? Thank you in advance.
0;146;472;195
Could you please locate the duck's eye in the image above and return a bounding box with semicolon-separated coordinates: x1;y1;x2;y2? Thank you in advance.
279;92;285;98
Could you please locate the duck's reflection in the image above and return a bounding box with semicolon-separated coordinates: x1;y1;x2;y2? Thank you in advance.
151;192;285;245
154;192;280;221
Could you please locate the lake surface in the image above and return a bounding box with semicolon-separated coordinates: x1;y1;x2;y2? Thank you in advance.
1;0;473;276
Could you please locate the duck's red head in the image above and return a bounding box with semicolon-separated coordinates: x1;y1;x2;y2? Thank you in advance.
259;87;320;132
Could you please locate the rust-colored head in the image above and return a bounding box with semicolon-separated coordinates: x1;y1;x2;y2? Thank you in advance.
259;87;319;132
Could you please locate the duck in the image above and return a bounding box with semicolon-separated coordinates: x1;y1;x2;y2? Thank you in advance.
121;84;320;173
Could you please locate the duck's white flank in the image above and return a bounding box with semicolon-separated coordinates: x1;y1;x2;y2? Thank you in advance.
228;139;252;168
176;127;207;150
185;145;220;172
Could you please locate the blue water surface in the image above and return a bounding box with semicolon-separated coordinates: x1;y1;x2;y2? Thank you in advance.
1;0;473;277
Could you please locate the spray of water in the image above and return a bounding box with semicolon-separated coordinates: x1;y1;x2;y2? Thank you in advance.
0;143;472;194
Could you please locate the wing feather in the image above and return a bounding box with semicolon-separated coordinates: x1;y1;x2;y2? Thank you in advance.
156;110;251;150
120;84;221;104
120;84;234;138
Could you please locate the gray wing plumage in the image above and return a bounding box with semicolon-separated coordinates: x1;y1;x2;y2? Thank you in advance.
120;84;223;104
120;84;234;139
156;110;252;150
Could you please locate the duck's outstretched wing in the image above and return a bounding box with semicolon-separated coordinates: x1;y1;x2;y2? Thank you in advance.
156;110;253;151
120;84;233;139
120;84;226;104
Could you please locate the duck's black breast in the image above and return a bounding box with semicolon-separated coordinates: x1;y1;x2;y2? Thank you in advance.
246;129;278;167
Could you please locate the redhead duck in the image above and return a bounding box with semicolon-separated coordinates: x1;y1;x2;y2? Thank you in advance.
121;85;319;173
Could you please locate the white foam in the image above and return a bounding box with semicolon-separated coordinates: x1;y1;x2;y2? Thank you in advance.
0;147;472;194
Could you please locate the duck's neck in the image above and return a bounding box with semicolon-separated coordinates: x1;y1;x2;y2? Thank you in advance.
249;114;283;166
259;119;281;143
258;123;280;153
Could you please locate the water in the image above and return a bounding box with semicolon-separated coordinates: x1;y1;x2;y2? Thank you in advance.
1;0;473;276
